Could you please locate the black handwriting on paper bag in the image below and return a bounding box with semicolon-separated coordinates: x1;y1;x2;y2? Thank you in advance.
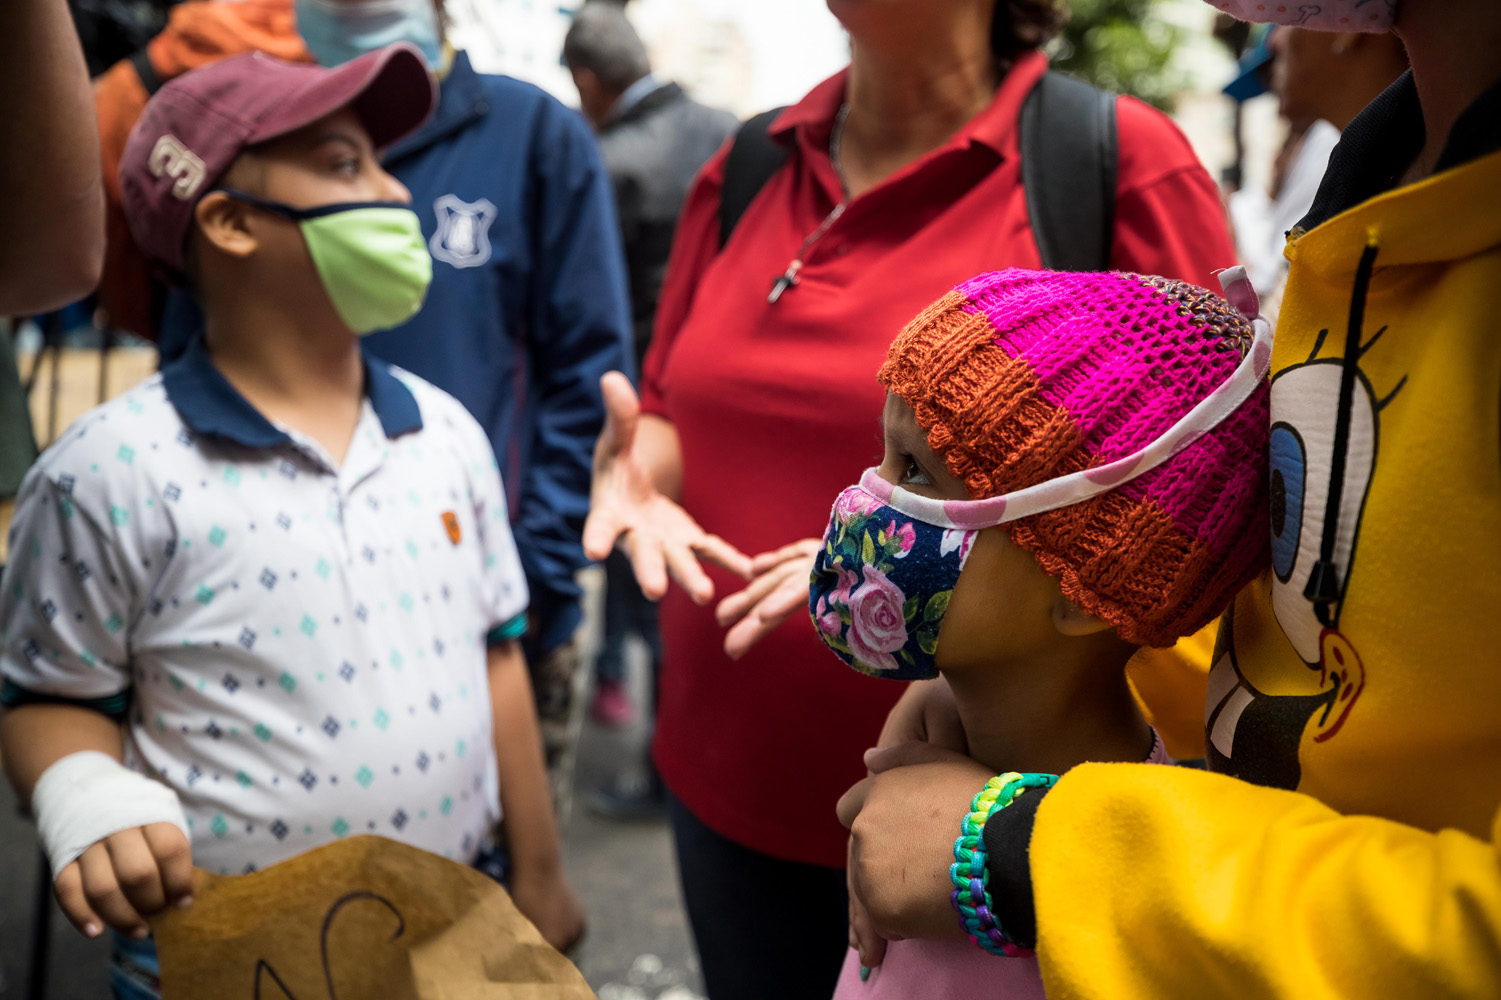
253;891;406;1000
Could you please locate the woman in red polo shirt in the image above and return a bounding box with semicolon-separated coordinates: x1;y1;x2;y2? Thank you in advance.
583;1;1236;996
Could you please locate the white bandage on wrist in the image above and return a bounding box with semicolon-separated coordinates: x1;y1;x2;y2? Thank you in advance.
31;751;190;879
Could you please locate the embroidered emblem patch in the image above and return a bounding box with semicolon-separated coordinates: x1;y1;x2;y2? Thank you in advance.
429;194;497;269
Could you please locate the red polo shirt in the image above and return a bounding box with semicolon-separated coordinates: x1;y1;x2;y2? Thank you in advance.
643;53;1236;868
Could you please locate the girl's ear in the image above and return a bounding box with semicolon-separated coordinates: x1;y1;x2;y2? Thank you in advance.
193;191;258;261
1050;594;1114;637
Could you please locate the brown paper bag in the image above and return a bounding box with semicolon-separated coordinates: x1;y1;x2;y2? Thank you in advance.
151;835;596;1000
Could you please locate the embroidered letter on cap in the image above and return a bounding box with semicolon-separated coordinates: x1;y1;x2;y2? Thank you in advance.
149;134;208;201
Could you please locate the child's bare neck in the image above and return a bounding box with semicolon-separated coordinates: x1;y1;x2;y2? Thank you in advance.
203;301;365;466
941;647;1153;776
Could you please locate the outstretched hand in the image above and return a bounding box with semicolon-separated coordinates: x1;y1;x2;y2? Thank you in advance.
582;372;751;604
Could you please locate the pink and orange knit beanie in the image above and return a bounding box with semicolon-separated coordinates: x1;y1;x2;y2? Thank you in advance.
879;269;1269;648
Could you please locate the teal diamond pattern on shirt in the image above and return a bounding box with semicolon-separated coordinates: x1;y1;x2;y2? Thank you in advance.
117;445;134;465
316;558;331;580
223;466;241;487
278;672;296;693
195;584;214;605
208;526;226;547
373;709;389;731
109;505;129;527
355;766;373;788
332;817;349;838
300;615;316;637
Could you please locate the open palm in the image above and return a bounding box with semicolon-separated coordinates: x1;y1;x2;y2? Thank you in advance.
583;372;751;604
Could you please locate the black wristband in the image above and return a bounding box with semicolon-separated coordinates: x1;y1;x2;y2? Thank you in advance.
980;785;1049;950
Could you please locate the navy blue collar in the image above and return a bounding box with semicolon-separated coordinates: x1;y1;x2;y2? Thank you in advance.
384;51;488;163
161;337;423;448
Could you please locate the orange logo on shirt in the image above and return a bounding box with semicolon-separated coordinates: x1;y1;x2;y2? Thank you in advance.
441;511;461;545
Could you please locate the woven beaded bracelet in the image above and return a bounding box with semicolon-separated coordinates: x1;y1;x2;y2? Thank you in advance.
949;771;1058;958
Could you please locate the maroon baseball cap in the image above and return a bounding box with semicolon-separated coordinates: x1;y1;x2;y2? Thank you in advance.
120;44;436;276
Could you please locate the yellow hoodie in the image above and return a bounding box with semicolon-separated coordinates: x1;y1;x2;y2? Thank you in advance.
1030;75;1501;998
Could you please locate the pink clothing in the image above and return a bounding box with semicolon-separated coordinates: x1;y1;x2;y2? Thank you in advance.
833;734;1173;1000
833;937;1048;1000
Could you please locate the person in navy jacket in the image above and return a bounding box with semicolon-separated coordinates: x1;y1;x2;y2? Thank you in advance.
361;48;633;668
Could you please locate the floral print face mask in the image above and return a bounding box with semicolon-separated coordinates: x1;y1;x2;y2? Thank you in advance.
809;484;977;680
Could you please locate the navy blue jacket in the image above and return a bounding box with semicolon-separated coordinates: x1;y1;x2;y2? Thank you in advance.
369;54;631;655
161;53;632;655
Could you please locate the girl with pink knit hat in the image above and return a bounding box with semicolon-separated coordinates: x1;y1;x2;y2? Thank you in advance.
809;266;1272;999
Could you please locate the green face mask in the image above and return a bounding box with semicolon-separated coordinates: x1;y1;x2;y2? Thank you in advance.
216;188;433;334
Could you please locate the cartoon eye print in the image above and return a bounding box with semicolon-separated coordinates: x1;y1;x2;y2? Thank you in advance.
1268;423;1306;584
1267;361;1378;664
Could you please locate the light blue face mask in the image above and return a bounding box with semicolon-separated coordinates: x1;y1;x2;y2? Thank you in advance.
295;0;443;70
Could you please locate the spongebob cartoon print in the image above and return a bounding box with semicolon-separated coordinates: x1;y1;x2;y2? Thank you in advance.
1205;251;1405;790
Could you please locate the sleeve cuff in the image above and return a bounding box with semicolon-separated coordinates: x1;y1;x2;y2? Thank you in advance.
485;612;529;646
981;784;1048;950
1;677;130;719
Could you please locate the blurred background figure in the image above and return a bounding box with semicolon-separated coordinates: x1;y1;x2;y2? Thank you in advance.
1;0;106;576
1226;24;1407;305
0;0;105;318
563;1;736;822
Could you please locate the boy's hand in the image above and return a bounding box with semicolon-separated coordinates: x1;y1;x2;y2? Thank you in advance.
509;863;586;954
54;822;193;939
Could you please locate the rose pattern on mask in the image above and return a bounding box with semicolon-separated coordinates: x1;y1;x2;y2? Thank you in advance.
810;486;971;680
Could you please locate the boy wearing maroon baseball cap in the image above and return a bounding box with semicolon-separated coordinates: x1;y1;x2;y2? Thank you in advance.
0;46;583;997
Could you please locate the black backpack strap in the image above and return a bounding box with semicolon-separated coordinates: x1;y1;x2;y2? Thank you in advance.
718;107;790;248
130;47;164;95
1019;72;1119;272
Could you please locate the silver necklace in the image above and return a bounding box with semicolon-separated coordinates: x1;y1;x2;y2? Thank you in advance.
768;103;852;304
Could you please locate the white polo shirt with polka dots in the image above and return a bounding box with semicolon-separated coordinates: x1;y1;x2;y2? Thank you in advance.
1;341;529;875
